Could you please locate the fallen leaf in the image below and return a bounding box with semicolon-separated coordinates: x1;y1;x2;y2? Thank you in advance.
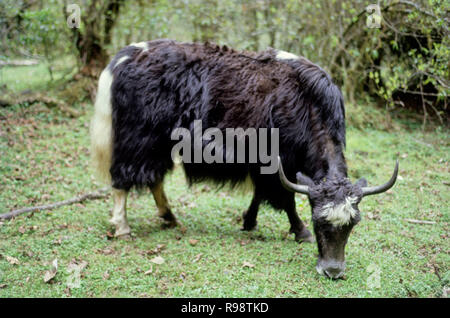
68;259;88;271
18;226;26;234
102;271;110;280
43;258;58;283
180;272;186;280
64;287;71;297
0;284;7;289
155;244;166;253
144;266;153;275
179;226;187;234
142;244;166;256
243;261;255;268
367;212;380;220
193;253;203;263
6;256;20;265
99;247;114;255
53;238;62;245
189;239;199;246
239;240;248;246
150;256;165;265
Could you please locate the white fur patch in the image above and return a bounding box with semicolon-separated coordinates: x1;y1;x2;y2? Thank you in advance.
90;68;113;184
114;55;129;69
276;50;299;60
320;197;358;227
130;41;149;51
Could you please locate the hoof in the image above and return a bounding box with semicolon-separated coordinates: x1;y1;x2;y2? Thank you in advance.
161;219;178;229
113;224;131;238
241;221;257;232
115;232;132;240
242;211;257;231
159;210;178;229
292;228;314;243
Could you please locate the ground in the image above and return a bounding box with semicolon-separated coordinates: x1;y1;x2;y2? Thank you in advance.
0;63;448;297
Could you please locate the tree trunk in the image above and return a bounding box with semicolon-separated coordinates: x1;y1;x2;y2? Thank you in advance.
64;0;124;78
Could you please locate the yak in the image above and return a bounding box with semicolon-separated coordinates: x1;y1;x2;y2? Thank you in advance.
90;39;398;279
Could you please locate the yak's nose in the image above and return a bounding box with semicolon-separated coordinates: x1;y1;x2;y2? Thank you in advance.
316;259;346;279
324;266;344;279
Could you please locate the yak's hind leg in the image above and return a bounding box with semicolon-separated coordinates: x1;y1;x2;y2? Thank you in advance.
151;182;177;228
110;188;131;237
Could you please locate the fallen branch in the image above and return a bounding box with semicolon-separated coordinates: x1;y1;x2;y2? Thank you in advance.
0;187;110;220
0;59;39;67
404;219;436;225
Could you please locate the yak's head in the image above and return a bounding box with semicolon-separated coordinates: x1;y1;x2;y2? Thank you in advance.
278;157;398;279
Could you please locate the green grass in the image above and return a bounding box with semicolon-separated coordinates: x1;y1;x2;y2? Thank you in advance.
0;64;448;298
0;57;77;93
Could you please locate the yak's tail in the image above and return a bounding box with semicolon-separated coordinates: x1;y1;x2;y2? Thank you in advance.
90;67;114;184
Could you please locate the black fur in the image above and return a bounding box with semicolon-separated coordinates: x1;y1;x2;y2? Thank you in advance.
107;39;347;240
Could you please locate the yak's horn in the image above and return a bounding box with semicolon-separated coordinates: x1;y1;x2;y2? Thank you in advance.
278;156;309;195
362;160;399;196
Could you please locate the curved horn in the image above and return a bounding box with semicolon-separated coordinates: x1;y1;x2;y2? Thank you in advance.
278;156;309;195
361;160;399;196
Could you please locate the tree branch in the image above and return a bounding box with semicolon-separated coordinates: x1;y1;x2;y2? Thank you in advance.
0;187;110;220
404;219;436;225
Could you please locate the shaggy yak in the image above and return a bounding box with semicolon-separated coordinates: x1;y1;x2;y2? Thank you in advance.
91;39;398;279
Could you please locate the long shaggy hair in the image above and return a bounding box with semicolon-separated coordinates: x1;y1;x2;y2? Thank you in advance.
91;39;347;210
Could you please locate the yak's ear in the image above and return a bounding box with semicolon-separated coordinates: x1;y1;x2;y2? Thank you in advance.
296;172;314;187
355;178;368;188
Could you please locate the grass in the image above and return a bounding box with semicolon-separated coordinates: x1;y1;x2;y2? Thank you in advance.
0;63;448;298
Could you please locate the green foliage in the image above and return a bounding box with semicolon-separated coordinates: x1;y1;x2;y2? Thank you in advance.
21;8;60;79
20;9;59;50
1;0;448;123
331;0;449;124
111;0;450;123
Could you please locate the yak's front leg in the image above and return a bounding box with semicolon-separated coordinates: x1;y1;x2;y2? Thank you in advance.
242;190;261;231
110;188;131;237
151;182;178;228
284;193;314;243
